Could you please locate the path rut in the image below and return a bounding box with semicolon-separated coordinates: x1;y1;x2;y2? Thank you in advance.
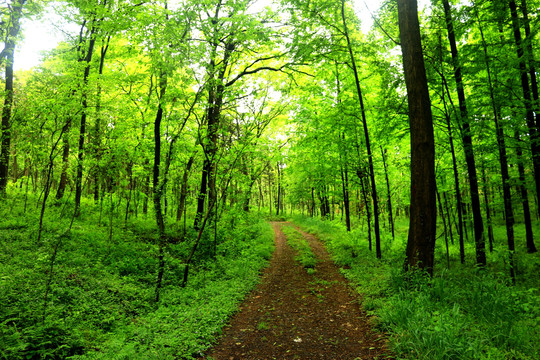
205;222;390;360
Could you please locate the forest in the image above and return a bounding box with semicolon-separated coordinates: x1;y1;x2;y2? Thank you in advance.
0;0;539;359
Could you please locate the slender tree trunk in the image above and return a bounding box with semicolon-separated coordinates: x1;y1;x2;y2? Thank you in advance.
515;131;537;253
0;47;14;198
445;109;464;262
341;0;381;258
153;73;167;302
509;0;540;213
443;191;454;245
442;0;485;266
381;146;395;240
276;163;281;216
92;38;110;203
398;0;437;274
0;0;25;198
74;24;97;217
177;154;195;223
56;122;71;201
520;0;540;131
358;172;372;251
340;163;351;231
143;159;150;215
481;163;495;253
437;190;450;268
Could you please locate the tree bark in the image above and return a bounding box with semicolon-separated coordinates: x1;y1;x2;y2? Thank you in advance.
397;0;437;274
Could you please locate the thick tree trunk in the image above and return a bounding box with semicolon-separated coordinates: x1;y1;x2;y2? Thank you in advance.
398;0;437;274
442;0;485;266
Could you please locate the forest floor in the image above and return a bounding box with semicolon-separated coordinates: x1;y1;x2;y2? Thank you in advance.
205;222;391;360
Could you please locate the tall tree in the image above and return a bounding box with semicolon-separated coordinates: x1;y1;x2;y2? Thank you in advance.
0;0;26;197
397;0;437;273
508;0;540;212
442;0;485;266
340;0;381;258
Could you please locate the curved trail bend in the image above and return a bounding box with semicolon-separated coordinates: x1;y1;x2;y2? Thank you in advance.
206;222;390;360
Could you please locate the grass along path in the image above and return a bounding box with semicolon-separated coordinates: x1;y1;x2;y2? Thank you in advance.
205;222;390;360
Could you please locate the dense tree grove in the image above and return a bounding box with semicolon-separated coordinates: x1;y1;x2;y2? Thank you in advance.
0;0;538;359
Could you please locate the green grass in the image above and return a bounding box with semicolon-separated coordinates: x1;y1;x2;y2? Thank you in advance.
282;225;317;270
0;196;275;360
292;214;540;360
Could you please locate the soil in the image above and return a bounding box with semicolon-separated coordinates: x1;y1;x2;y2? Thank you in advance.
205;222;392;360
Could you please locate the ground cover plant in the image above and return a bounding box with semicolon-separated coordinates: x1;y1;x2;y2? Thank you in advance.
0;197;274;360
293;215;540;360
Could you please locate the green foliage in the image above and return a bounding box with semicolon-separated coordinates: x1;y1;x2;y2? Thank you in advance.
282;225;316;270
292;214;540;360
0;201;274;360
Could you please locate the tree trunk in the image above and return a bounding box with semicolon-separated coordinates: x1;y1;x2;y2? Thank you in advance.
515;130;537;253
509;0;540;215
381;146;394;240
358;171;372;252
397;0;437;274
177;154;195;223
74;25;97;217
56;123;71;201
153;71;167;302
0;0;25;198
481;163;495;253
520;0;540;134
442;0;485;266
341;0;381;258
92;39;110;203
340;163;351;231
437;190;450;269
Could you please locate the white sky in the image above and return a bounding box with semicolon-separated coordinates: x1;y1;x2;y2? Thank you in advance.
15;0;430;71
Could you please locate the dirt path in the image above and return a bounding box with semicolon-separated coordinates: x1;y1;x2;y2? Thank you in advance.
205;222;390;360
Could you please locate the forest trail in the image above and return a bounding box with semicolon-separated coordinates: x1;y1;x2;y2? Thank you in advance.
205;222;390;360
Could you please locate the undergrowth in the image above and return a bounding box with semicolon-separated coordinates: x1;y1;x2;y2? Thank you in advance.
292;214;540;360
0;197;274;360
